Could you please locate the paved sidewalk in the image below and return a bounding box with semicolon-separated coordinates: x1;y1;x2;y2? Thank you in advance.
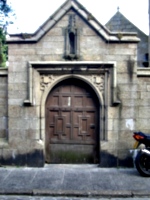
0;164;150;198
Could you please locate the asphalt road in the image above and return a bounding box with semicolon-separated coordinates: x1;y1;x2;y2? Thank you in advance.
0;196;150;200
0;165;150;199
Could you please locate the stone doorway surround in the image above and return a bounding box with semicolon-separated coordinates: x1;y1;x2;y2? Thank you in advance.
24;61;120;162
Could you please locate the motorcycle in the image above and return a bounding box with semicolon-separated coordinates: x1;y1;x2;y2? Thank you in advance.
133;131;150;177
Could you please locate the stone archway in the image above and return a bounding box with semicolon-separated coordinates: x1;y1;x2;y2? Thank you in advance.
45;78;100;163
23;61;119;166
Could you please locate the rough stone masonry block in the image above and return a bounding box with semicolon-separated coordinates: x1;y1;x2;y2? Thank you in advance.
0;83;7;91
42;36;64;43
108;47;135;56
117;140;133;151
42;54;63;61
107;119;129;132
141;92;150;99
8;83;27;92
82;27;98;36
108;106;120;118
8;117;40;133
10;48;36;56
119;91;139;99
137;82;148;92
117;73;137;84
101;140;118;151
1;148;44;167
9;90;27;99
119;84;138;92
9;117;28;130
81;54;104;61
8;72;27;84
118;130;134;145
36;44;63;55
9;135;25;149
25;129;40;140
46;27;63;36
138;107;150;118
8;98;24;106
0;106;7;117
119;106;137;119
137;119;150;130
24;106;40;118
9;106;25;118
0;90;7;99
0;130;6;138
0;117;7;130
8;129;25;140
80;43;106;55
122;99;139;108
107;131;119;141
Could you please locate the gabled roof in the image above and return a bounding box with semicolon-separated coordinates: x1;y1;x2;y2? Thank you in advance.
105;11;147;36
7;0;140;43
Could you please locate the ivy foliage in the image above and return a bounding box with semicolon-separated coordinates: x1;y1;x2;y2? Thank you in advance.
0;0;14;67
0;28;7;67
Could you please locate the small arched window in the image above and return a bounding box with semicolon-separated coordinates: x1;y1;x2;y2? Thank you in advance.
69;32;75;54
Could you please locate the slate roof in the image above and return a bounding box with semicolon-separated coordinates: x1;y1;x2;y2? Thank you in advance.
105;10;148;67
105;11;147;36
7;0;139;44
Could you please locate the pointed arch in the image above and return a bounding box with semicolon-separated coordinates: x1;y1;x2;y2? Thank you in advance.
40;74;105;162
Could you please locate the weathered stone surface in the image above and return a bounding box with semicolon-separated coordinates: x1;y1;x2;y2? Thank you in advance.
138;106;150;118
141;91;150;99
0;130;6;138
8;98;24;106
1;1;147;167
8;72;27;83
137;119;150;130
118;149;133;167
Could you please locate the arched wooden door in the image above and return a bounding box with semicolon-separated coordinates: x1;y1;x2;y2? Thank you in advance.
45;78;100;163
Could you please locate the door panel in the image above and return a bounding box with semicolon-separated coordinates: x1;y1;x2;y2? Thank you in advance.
45;78;99;163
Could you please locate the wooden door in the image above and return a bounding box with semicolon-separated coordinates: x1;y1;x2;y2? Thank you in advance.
45;78;99;163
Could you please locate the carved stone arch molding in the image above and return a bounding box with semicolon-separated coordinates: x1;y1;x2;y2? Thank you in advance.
24;61;120;145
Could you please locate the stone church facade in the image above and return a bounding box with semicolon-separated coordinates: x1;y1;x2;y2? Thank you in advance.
0;0;149;167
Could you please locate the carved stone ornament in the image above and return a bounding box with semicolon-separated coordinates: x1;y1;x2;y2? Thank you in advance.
40;75;56;91
40;74;104;96
92;75;104;94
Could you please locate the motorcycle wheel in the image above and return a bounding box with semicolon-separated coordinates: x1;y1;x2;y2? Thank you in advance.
135;151;150;177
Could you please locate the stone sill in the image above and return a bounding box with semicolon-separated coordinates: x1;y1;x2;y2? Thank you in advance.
137;67;150;77
0;68;8;76
0;139;9;148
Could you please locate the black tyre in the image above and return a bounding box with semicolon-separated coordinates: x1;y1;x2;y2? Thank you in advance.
135;151;150;177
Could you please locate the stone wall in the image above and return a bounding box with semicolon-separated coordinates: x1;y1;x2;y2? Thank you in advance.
0;68;8;164
1;8;140;167
0;69;8;139
137;72;150;132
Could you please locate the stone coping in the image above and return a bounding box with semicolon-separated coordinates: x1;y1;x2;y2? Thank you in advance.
137;67;150;76
0;68;8;76
7;0;140;43
0;139;8;148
